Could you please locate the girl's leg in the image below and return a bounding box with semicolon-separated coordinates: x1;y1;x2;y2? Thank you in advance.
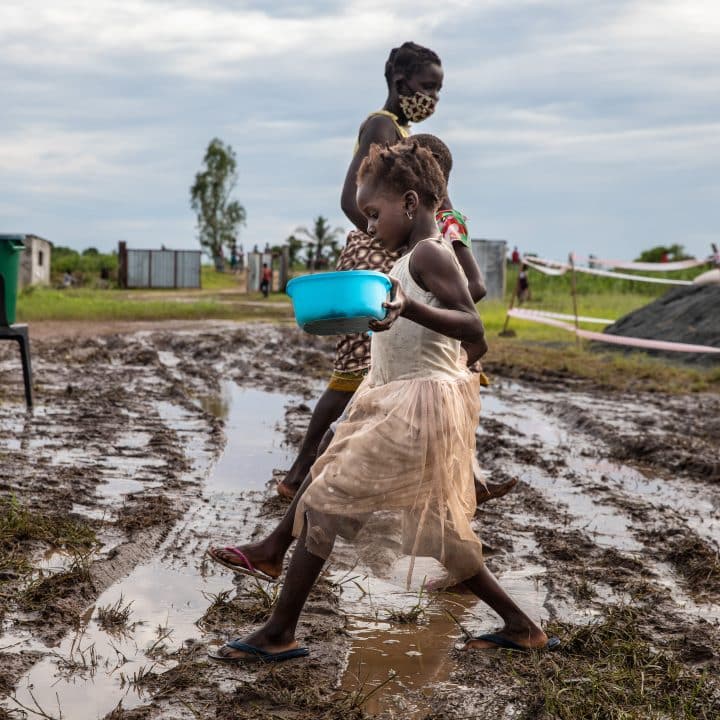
461;565;549;650
209;428;336;577
212;523;329;659
278;388;353;496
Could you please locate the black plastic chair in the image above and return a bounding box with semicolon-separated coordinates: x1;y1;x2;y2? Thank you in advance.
0;274;33;407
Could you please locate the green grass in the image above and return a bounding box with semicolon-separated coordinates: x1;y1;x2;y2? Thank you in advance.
504;604;719;720
0;495;98;614
16;285;293;322
200;265;244;290
492;263;707;342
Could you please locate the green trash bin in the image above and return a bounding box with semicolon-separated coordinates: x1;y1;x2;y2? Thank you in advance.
0;234;26;325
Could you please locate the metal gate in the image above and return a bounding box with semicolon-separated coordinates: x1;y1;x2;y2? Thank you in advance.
121;246;201;288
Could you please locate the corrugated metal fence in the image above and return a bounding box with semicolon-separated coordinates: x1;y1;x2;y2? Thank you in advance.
471;239;507;300
119;244;201;288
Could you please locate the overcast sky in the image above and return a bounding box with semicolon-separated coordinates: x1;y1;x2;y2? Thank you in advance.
1;0;718;261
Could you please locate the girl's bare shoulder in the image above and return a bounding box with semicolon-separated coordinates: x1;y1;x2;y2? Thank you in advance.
358;113;403;147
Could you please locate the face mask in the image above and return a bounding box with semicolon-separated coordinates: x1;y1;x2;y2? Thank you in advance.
398;91;437;123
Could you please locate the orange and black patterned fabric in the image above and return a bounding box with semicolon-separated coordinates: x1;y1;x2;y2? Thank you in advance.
332;230;399;374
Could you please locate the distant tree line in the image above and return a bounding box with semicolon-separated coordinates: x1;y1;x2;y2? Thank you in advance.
635;244;692;263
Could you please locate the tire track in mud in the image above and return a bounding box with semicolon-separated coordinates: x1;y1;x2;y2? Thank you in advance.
479;383;720;608
0;332;235;719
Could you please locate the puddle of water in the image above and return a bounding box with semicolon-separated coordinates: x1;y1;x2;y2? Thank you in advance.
342;607;468;718
203;383;297;492
71;503;110;522
113;431;153;449
484;387;720;550
157;350;180;368
3;382;304;720
8;559;231;719
33;548;74;573
338;553;551;718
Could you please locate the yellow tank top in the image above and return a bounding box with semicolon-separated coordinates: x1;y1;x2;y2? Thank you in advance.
353;110;410;155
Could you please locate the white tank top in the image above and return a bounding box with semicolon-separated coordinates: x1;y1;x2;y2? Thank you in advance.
369;239;468;384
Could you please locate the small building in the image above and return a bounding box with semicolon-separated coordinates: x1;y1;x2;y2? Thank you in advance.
471;238;507;300
18;234;52;288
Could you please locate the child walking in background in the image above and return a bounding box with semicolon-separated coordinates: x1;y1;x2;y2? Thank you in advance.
209;142;557;663
517;262;531;304
410;133;483;300
260;263;272;298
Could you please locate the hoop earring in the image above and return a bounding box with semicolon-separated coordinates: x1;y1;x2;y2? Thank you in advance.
406;210;413;220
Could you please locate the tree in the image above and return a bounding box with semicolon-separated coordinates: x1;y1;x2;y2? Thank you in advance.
635;244;691;263
295;216;344;270
190;138;246;271
284;234;305;267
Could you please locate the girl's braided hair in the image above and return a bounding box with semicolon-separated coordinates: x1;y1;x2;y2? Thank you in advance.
357;141;446;210
384;42;441;87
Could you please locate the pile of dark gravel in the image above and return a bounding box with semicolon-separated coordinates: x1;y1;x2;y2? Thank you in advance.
602;284;720;365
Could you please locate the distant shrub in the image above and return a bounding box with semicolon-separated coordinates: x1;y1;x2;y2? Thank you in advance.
51;246;118;284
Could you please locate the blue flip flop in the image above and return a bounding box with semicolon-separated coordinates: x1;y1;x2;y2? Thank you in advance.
208;639;310;663
469;633;561;651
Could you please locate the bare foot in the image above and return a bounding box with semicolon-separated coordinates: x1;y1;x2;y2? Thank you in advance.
475;477;518;506
461;625;551;651
207;543;283;580
276;480;298;500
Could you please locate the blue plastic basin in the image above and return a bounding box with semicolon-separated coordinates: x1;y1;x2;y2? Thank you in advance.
286;270;392;335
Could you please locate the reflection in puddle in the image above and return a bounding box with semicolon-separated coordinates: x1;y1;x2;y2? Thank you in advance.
483;385;720;550
338;553;551;718
202;384;297;492
343;609;466;718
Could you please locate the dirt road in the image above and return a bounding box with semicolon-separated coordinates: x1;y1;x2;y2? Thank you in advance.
0;323;718;719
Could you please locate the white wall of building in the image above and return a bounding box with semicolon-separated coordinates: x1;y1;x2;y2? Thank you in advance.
19;235;52;288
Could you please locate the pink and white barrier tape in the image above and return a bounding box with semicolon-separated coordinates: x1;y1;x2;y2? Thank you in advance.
507;308;720;354
522;257;569;276
512;309;616;325
573;256;710;272
522;256;693;285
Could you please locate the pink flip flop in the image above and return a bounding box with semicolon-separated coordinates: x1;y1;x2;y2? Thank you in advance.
206;546;279;583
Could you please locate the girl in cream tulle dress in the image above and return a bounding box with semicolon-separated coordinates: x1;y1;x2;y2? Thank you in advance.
209;142;557;664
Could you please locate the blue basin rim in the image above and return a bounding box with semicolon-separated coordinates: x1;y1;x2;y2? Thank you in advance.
286;270;392;296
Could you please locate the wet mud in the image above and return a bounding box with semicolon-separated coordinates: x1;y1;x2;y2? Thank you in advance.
1;322;719;719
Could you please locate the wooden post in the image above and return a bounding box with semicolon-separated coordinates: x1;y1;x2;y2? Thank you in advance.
569;252;580;347
118;241;127;288
279;246;290;292
500;284;517;336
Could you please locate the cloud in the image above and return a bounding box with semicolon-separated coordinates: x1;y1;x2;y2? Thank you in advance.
0;0;450;80
1;0;718;260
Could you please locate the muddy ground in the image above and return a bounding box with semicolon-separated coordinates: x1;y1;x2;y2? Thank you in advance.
0;321;719;719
